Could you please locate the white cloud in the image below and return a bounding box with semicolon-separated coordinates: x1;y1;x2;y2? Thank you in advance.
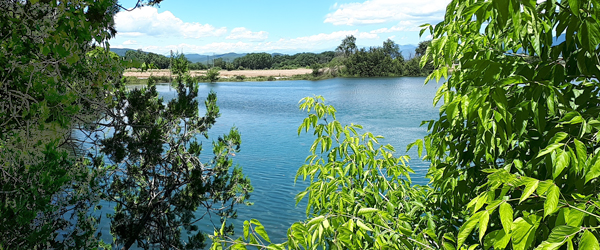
132;30;382;55
369;21;422;35
115;6;227;38
325;0;450;27
123;40;138;45
226;27;269;41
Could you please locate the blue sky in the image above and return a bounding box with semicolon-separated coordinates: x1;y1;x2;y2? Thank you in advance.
111;0;450;55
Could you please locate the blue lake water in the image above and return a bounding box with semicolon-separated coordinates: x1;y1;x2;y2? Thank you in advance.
98;76;442;247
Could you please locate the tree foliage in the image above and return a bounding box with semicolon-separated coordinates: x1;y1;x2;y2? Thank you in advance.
210;96;435;250
1;1;252;249
100;56;251;249
342;39;431;77
206;67;221;83
125;49;171;69
211;0;600;249
232;53;274;70
336;35;358;58
421;0;600;248
1;0;121;248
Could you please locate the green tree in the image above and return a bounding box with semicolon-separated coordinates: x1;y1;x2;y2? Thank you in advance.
100;58;251;249
345;47;394;77
214;58;226;69
206;67;221;83
414;40;431;58
383;38;403;60
1;1;251;249
125;50;171;69
420;0;600;248
233;53;273;70
0;1;125;248
336;35;357;58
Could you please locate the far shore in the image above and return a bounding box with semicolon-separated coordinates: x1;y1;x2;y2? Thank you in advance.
123;68;313;79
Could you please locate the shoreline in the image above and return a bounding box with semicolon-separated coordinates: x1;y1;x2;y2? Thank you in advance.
123;68;313;79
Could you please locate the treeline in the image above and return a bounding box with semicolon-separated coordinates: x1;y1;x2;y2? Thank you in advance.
337;36;433;77
123;39;433;77
124;49;209;70
231;52;335;70
124;49;171;69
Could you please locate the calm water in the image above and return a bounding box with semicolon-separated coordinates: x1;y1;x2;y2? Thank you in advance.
98;77;441;247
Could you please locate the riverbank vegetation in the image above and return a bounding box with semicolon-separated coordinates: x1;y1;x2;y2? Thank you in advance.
1;1;251;249
121;38;432;80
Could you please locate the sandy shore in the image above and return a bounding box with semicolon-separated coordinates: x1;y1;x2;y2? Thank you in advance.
123;68;312;78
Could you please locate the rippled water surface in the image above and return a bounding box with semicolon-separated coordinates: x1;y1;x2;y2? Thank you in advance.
100;77;442;247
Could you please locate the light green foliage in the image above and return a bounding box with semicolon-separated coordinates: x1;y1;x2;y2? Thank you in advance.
420;0;600;249
210;96;437;249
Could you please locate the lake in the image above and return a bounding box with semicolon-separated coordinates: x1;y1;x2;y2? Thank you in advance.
99;76;442;247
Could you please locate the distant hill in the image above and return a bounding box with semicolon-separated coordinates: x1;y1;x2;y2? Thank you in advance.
179;52;248;63
110;48;136;57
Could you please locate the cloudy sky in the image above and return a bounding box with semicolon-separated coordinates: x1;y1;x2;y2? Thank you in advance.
111;0;450;55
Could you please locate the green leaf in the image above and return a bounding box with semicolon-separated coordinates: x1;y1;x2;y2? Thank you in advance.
574;139;587;166
512;214;541;250
586;156;600;183
358;207;378;215
549;132;568;145
243;221;250;239
535;241;564;250
267;244;286;250
356;220;373;231
537;180;554;195
255;225;271;243
580;230;600;250
499;202;513;234
457;212;482;247
553;149;569;179
568;0;579;15
479;211;490;242
546;225;579;243
586;20;600;52
520;179;539;203
537;143;564;158
544;185;560;217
